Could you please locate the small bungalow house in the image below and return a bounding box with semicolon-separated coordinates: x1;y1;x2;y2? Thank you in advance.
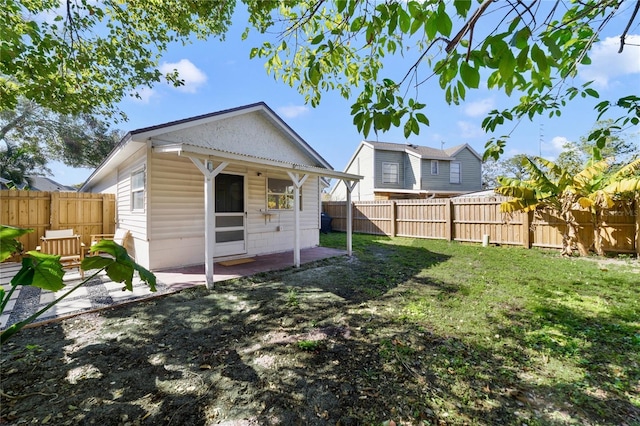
330;141;482;201
81;103;361;287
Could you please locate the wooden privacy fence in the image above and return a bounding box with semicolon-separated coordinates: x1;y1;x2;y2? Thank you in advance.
323;197;640;255
1;190;116;255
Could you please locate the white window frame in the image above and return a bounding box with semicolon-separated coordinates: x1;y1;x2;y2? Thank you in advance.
382;162;399;184
267;177;302;211
450;161;461;184
431;160;439;175
131;167;145;212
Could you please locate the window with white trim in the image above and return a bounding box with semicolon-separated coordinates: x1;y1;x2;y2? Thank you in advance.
431;160;439;175
382;162;399;184
131;168;145;211
267;178;302;210
450;162;461;184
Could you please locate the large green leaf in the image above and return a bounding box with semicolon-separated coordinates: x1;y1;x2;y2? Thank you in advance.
601;178;640;194
85;240;156;292
460;61;479;89
499;198;539;213
12;251;65;292
573;159;609;190
0;225;32;262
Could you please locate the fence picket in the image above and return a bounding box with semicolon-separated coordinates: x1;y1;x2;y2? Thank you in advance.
1;191;116;260
323;198;637;254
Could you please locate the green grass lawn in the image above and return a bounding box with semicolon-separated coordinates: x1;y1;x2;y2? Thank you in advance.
320;232;640;424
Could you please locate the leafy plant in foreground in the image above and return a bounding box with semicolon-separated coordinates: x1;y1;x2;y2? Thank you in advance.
0;225;156;344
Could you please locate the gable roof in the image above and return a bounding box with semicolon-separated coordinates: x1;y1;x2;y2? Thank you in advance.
364;140;481;160
26;176;77;192
81;102;358;190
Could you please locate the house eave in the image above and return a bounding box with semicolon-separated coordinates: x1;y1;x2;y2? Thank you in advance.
152;143;362;182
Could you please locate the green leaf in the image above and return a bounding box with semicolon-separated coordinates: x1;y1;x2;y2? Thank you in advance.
398;9;411;33
531;44;548;73
403;119;412;138
436;12;452;37
453;0;472;17
584;88;599;98
499;51;516;81
460;61;480;88
12;252;65;292
88;240;156;291
510;27;530;49
0;226;33;262
310;34;324;45
415;112;429;125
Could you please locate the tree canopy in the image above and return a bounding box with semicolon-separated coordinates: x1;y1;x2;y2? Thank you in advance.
0;99;122;184
2;0;235;120
247;0;640;158
2;0;639;159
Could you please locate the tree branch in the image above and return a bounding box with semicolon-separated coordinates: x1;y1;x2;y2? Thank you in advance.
619;0;640;53
446;0;495;54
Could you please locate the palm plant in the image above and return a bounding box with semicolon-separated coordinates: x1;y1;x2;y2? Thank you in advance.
496;156;640;256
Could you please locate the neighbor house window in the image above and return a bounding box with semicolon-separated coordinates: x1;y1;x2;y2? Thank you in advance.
431;160;439;175
131;168;145;211
450;162;461;184
267;178;302;210
382;162;399;184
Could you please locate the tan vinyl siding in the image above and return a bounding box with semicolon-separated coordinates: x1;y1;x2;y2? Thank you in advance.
146;154;321;270
246;171;320;254
148;153;204;240
116;147;147;241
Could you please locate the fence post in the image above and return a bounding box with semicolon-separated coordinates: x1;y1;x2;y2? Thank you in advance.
50;192;59;230
390;200;397;237
445;198;453;241
522;210;532;248
102;194;111;234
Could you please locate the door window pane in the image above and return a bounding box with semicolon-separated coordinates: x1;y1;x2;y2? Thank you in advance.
216;230;244;243
216;174;244;213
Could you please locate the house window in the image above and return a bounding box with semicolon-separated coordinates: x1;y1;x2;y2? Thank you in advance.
450;162;461;184
431;160;439;175
131;168;145;211
267;178;302;210
382;162;399;184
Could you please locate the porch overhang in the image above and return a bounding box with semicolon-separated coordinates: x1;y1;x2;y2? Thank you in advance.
152;142;362;182
152;141;362;289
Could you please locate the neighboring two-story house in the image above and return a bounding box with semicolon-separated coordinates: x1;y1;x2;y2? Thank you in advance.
330;141;482;201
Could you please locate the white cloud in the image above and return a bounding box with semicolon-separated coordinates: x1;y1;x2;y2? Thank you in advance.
159;59;207;93
579;35;640;89
463;98;495;117
541;136;569;157
456;121;484;138
130;86;155;104
276;105;309;118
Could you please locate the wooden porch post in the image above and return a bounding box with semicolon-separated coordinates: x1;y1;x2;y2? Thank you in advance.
204;175;215;288
343;180;358;256
190;157;228;289
287;172;309;268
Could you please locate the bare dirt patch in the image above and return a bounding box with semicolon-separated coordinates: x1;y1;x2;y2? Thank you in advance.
1;247;638;425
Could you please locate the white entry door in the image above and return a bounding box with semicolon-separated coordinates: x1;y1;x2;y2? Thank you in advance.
215;173;246;257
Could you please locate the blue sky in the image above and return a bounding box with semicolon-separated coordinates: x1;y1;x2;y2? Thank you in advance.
50;4;640;186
